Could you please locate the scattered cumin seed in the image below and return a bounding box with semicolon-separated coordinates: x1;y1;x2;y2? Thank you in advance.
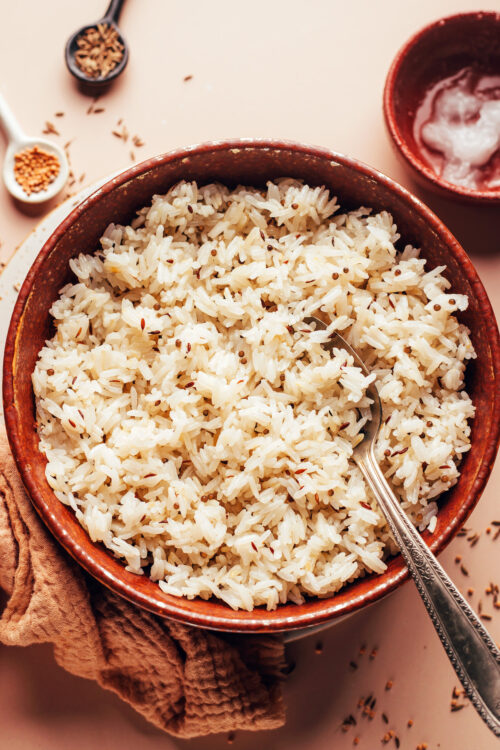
227;731;235;744
480;613;492;621
391;447;408;456
349;661;358;670
385;680;393;690
183;74;193;81
315;642;323;654
42;121;59;136
369;647;378;660
460;564;469;576
407;719;413;727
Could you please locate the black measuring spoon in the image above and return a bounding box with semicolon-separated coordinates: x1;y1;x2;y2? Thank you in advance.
65;0;129;90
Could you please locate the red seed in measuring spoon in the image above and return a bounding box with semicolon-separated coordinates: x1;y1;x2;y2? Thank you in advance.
413;68;500;192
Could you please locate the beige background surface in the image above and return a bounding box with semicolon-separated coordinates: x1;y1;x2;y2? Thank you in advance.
0;1;499;748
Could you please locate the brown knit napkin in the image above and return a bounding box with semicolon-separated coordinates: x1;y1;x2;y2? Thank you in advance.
0;432;286;738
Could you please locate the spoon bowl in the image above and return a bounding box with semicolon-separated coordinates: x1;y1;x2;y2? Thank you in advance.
0;92;68;205
65;0;128;89
3;137;69;205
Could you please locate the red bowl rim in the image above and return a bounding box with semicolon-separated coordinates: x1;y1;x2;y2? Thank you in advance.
3;138;500;632
383;10;500;204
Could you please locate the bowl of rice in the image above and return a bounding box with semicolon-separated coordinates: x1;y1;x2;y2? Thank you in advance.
3;140;499;632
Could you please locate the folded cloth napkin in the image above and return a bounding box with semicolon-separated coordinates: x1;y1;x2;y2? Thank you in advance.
0;433;286;738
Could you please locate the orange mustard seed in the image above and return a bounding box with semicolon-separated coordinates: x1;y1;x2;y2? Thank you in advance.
13;146;60;195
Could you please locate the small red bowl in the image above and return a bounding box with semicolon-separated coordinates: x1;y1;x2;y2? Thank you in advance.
384;11;500;204
3;140;500;632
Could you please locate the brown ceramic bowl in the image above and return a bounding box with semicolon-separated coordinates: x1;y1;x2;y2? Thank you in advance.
3;140;500;632
383;11;500;204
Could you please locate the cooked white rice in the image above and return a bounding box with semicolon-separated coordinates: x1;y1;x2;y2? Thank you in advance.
32;179;475;611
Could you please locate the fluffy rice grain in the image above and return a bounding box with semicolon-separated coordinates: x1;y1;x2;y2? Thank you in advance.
32;179;475;610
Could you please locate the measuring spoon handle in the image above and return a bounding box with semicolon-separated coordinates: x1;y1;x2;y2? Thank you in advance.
103;0;126;24
0;92;25;146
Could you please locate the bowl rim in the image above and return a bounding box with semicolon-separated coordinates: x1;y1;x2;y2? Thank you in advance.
383;10;500;204
3;138;500;632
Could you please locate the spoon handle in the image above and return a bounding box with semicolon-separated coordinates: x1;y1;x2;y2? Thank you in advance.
103;0;126;24
0;92;25;146
356;445;500;736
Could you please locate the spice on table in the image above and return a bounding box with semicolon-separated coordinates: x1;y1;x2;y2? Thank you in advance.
42;120;59;136
74;23;124;79
13;145;60;196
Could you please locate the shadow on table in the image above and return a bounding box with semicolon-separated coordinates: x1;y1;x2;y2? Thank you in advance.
0;584;413;750
406;177;500;258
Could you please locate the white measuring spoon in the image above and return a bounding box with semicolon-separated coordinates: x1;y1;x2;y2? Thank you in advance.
0;92;69;204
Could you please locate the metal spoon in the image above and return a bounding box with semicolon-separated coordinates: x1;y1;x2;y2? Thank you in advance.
305;316;500;736
65;0;129;88
0;92;68;204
